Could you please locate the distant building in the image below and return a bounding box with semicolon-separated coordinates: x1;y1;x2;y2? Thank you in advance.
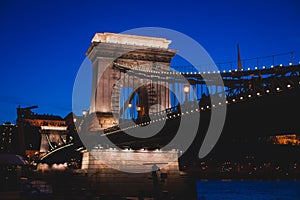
268;134;300;146
16;106;68;161
0;122;18;153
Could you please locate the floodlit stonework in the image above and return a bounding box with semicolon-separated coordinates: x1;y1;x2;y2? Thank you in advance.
86;33;176;130
81;148;179;172
80;149;196;198
91;32;171;49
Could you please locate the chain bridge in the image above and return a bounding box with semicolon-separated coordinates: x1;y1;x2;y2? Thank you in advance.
40;33;300;163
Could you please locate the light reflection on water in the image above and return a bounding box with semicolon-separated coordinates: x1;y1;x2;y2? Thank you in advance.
197;180;300;200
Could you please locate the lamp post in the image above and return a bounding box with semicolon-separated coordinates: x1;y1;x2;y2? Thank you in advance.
128;103;132;119
82;109;87;116
183;85;190;103
80;109;88;133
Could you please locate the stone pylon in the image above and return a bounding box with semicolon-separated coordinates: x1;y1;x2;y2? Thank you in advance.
86;33;176;131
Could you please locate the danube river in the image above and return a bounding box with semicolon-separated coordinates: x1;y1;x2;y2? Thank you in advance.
197;180;300;199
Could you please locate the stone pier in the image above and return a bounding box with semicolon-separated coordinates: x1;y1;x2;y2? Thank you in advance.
81;148;197;199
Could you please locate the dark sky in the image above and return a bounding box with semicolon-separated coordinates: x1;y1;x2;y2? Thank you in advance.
0;0;299;123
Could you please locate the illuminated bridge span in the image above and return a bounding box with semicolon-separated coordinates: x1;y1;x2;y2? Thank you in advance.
41;33;300;163
112;59;300;107
102;61;300;135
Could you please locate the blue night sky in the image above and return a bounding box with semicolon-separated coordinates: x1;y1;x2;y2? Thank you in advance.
0;0;299;124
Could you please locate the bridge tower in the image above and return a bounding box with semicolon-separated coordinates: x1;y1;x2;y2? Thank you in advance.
86;32;177;131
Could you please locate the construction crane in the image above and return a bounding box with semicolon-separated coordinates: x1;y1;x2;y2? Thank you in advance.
17;105;38;118
23;105;38;110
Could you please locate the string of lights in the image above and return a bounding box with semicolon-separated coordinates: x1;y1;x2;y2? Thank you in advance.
113;61;300;76
102;78;300;136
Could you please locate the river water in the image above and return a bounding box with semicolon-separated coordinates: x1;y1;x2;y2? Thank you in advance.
197;180;300;199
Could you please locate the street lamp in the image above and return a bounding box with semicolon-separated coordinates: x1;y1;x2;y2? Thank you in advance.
183;85;190;102
82;110;87;116
128;103;133;119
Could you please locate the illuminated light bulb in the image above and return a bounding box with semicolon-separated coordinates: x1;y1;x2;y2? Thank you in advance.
225;100;228;104
234;69;237;72
183;85;190;93
255;67;258;70
128;103;132;108
240;96;243;100
248;68;251;70
256;92;260;96
276;87;280;91
195;108;199;111
266;89;270;93
271;65;274;68
248;94;252;98
82;110;87;116
262;66;266;69
206;105;210;108
223;70;226;73
229;70;232;72
280;64;283;66
208;71;210;74
177;113;180;116
287;84;291;88
232;99;236;102
289;63;293;66
201;107;204;110
218;102;222;105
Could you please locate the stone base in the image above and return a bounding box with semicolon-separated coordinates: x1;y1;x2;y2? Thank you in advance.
81;149;197;199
